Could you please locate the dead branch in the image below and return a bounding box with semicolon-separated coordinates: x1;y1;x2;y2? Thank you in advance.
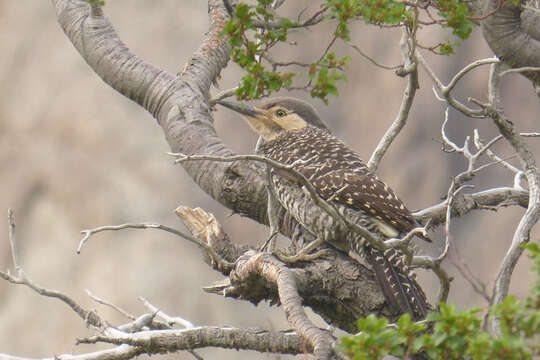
368;29;419;171
232;251;336;359
78;222;200;253
486;62;540;334
78;326;307;356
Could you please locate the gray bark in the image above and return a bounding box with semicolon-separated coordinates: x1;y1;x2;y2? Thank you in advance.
479;0;540;92
50;0;538;337
51;0;394;332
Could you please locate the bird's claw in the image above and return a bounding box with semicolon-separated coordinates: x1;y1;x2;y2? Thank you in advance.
275;238;329;263
276;248;331;263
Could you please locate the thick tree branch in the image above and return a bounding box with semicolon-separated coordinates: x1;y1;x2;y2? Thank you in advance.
1;210;309;360
51;0;177;119
79;326;307;356
232;251;336;359
176;206;393;333
481;0;540;92
415;187;529;227
51;0;270;225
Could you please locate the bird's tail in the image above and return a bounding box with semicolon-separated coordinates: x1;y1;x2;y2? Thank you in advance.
365;245;429;320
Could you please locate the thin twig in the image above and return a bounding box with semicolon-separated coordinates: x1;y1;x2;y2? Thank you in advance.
1;213;104;329
139;297;195;329
350;44;401;70
86;289;136;321
8;209;21;274
473;130;521;175
78;223;201;254
449;246;491;302
170;152;410;254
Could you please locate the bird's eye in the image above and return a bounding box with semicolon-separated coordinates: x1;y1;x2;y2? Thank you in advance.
275;109;287;117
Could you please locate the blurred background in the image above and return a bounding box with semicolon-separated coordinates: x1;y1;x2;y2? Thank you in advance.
1;1;539;359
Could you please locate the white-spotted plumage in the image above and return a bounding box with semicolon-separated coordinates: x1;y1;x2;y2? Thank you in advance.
259;125;430;320
219;97;430;320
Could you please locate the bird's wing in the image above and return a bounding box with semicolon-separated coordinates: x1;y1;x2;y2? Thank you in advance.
309;168;427;240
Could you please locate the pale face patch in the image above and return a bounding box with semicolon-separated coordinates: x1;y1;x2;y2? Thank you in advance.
269;107;308;131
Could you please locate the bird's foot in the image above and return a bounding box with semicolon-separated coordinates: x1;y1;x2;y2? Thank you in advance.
276;248;331;263
275;239;329;263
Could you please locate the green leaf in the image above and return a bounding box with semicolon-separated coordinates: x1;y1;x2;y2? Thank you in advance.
440;41;455;55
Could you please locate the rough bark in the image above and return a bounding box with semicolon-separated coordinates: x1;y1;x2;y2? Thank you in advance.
479;0;540;92
50;0;396;332
49;0;537;341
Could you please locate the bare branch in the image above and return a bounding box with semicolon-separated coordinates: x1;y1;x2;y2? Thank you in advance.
7;209;21;274
210;87;238;104
350;44;401;70
368;29;418;171
0;346;145;360
2;211;104;330
78;326;307;356
473;130;521;175
417;52;496;117
415;187;529;227
175;206;241;275
138;297;195;329
78;222;201;254
485;63;540;334
446;57;500;92
86;289;136;321
449;246;491;303
232;251;335;359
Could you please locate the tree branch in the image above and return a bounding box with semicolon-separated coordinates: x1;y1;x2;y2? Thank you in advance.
481;0;540;93
78;326;307;356
232;251;336;359
484;63;540;334
414;187;529;227
368;29;418;171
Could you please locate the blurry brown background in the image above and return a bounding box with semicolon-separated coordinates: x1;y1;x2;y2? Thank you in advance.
1;1;539;359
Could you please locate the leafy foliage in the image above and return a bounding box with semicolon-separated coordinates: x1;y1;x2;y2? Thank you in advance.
340;244;540;359
436;0;474;39
328;0;408;41
85;0;105;5
222;0;478;102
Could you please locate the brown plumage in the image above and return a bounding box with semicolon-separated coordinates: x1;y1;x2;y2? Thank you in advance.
218;97;430;320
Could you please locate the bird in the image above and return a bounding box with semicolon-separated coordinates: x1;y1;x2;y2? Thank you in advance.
217;96;430;320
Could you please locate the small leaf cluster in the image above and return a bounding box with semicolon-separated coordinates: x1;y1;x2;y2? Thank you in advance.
341;243;540;359
340;313;426;359
222;1;353;102
85;0;105;5
223;0;479;102
327;0;408;41
431;0;475;55
309;53;350;103
221;1;296;99
436;0;474;40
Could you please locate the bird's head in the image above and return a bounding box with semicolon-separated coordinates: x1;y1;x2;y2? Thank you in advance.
217;97;328;141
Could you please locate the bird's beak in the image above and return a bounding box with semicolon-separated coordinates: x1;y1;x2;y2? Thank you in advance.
217;100;265;119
